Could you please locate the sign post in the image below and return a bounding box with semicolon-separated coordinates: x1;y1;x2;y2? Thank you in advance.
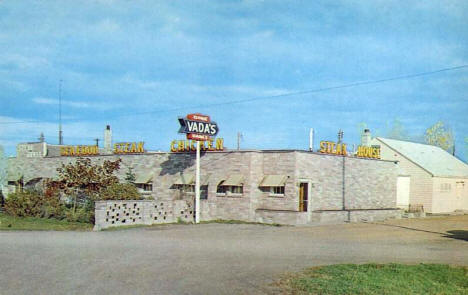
178;113;219;224
195;140;200;223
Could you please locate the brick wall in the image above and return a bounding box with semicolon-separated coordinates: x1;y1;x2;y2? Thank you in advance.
8;149;400;226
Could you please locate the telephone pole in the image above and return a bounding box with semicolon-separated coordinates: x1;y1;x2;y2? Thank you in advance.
58;79;63;145
237;132;243;150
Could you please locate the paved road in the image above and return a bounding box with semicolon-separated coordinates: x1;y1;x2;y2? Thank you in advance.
1;216;467;295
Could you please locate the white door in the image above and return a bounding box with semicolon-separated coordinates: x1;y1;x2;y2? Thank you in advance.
396;176;410;210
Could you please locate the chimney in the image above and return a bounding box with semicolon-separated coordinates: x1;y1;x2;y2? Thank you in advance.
361;129;371;147
104;125;112;154
309;128;314;151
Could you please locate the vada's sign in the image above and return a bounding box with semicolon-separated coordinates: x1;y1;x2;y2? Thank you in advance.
178;113;219;141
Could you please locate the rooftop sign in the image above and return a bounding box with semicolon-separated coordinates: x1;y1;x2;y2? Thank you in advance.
320;141;347;156
356;145;380;159
178;113;219;140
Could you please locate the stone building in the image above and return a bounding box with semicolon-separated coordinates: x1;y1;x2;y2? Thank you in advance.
6;139;401;227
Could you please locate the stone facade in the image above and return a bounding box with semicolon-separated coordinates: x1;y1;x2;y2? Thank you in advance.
6;149;401;227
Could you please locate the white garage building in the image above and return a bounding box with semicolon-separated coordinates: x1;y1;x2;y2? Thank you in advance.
370;136;468;213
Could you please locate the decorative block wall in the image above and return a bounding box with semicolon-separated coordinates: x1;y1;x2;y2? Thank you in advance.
94;199;194;230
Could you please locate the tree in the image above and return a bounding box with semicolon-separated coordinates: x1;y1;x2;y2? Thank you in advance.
125;167;136;184
47;158;122;213
0;146;5;206
386;119;410;140
99;183;142;200
464;137;468;161
424;121;454;153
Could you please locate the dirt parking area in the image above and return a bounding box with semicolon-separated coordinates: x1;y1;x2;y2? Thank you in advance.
382;214;468;238
0;216;467;295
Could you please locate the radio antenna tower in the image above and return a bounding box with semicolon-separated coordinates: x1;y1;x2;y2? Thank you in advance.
58;79;63;145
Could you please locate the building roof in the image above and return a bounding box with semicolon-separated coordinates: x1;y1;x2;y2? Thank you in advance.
375;137;468;177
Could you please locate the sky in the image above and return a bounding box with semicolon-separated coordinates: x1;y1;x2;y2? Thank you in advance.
1;0;467;160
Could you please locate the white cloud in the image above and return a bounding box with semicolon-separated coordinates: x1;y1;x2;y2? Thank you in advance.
94;19;120;33
32;97;120;110
0;54;50;70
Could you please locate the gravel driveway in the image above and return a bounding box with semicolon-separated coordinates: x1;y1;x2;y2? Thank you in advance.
1;216;467;295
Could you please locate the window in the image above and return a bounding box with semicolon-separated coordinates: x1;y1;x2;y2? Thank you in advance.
230;185;243;194
182;184;195;193
440;183;451;193
216;181;243;196
178;184;208;199
270;186;285;196
136;183;153;192
259;175;287;197
216;181;227;194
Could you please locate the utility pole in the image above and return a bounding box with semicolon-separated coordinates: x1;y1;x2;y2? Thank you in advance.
337;129;344;144
58;79;63;145
237;132;243;150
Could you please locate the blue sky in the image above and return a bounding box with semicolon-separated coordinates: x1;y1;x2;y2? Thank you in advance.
1;1;467;160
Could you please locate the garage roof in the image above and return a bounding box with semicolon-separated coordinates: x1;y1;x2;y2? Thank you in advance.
376;137;468;177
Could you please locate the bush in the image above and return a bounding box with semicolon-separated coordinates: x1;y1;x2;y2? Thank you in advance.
98;183;143;200
4;190;64;218
64;207;93;223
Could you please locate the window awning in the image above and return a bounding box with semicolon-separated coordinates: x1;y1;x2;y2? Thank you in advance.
173;174;195;185
173;174;210;185
222;174;244;186
135;172;153;184
7;171;22;182
259;175;287;187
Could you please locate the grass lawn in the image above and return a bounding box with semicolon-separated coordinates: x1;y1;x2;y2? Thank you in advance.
276;263;468;295
0;213;93;231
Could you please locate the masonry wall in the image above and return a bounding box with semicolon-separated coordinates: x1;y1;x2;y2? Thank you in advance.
8;149;400;225
295;152;398;211
256;152;297;211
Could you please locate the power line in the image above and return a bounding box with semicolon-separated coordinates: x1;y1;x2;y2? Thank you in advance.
1;64;467;125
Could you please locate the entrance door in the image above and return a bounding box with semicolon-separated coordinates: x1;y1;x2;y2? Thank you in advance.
396;176;410;210
299;183;308;212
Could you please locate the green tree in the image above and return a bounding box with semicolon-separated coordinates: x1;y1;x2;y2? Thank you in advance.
464;137;468;161
0;146;6;206
125;167;136;184
386;119;409;140
48;158;122;213
99;183;142;200
424;121;454;152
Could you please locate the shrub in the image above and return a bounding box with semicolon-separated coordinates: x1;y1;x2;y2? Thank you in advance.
5;190;46;217
98;183;143;201
4;190;65;219
64;207;93;223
